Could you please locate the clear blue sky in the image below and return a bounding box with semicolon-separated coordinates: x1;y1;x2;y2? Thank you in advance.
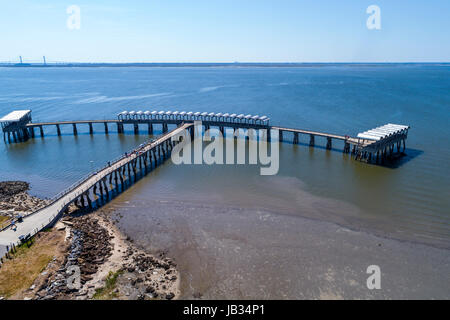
0;0;449;62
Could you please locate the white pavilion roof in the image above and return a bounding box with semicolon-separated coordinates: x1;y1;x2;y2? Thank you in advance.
357;124;410;141
0;110;31;122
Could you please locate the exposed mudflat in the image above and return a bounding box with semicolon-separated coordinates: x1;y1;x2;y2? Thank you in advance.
110;197;450;299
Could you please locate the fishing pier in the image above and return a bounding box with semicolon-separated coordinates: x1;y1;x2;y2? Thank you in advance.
1;109;409;165
0;109;410;254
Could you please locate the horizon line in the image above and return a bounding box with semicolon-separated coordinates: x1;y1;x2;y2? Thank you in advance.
0;61;449;67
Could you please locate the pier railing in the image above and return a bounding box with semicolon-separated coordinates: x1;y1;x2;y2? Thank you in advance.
1;124;187;232
0;218;13;232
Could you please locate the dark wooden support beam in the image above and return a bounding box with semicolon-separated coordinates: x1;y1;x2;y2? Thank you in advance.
72;123;78;136
309;134;315;147
85;193;92;209
293;132;299;144
93;184;97;198
56;124;61;136
132;160;137;182
99;181;104;199
89;122;93;134
79;195;85;208
103;178;109;199
343;142;350;153
326;137;332;150
22;128;29;140
116;122;123;134
104;122;109;134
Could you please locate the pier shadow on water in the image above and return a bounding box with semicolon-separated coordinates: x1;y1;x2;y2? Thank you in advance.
71;152;170;217
279;139;423;169
378;148;424;169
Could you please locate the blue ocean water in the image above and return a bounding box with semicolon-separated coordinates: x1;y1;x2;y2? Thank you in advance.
0;65;449;247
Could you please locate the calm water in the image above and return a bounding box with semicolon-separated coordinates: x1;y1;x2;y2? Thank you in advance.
0;65;449;249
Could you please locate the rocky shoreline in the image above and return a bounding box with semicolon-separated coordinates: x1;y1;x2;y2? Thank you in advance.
0;181;50;221
27;212;179;300
0;181;180;300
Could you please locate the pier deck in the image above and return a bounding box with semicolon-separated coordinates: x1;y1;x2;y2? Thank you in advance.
0;123;192;256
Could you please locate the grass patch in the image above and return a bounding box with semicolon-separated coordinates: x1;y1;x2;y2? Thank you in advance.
0;229;63;299
0;215;10;228
92;270;123;300
9;238;35;257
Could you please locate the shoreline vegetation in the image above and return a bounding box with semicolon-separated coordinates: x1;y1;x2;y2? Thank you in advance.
0;181;179;300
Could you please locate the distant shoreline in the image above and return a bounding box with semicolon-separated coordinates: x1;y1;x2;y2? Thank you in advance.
0;62;449;68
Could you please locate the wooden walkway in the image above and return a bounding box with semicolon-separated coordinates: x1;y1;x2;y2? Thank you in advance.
26;120;119;126
0;123;192;255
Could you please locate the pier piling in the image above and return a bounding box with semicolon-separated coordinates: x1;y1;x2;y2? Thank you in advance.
309;134;315;147
326;137;332;150
293;132;299;144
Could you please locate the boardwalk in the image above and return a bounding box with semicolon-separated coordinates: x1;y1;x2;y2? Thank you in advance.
0;123;192;257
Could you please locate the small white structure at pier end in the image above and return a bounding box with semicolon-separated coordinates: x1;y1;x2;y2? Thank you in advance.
1;110;32;142
0;110;31;124
355;123;411;162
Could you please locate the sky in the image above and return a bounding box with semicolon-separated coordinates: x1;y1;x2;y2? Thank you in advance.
0;0;449;63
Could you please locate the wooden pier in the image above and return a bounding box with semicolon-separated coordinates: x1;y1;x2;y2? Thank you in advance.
0;109;411;251
1;109;410;164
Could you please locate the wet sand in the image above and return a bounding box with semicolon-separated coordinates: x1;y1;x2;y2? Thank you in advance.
108;194;450;299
